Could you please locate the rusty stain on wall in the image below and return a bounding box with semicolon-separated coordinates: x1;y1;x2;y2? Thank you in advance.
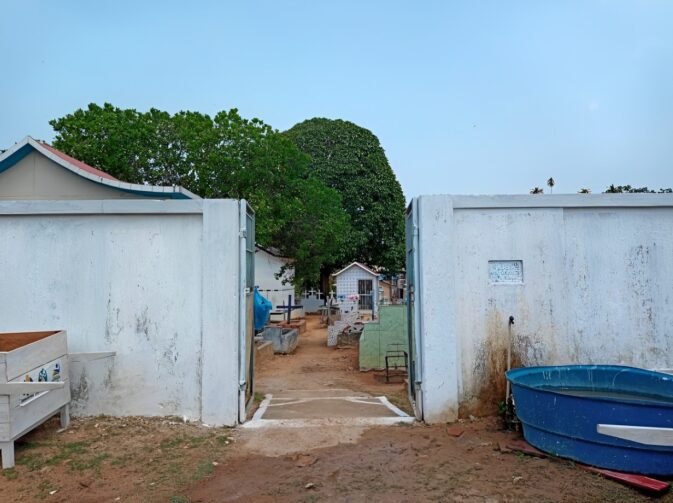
71;367;89;408
462;310;520;416
105;295;121;344
461;298;555;417
135;307;151;341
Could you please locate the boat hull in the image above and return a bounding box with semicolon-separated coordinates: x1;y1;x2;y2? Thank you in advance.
507;365;673;476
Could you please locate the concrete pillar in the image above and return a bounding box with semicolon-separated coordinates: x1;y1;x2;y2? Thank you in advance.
200;200;241;426
417;195;460;423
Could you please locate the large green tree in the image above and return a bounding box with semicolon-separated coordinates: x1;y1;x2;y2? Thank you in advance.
284;118;406;279
50;103;350;287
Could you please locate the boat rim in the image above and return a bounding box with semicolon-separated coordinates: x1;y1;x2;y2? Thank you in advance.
506;364;673;408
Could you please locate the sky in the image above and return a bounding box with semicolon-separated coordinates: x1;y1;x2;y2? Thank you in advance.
1;1;672;198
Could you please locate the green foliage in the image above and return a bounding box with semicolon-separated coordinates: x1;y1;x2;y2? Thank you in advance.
604;184;672;193
49;104;350;287
285;118;406;275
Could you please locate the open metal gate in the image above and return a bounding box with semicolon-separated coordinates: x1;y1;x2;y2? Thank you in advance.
406;199;423;420
239;201;255;422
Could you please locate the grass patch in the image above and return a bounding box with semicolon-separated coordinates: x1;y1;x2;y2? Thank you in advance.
160;436;185;450
16;453;45;471
110;452;133;466
37;479;57;500
188;436;207;447
62;441;90;454
169;496;190;503
69;453;109;472
47;441;92;466
254;391;265;403
1;468;18;480
5;418;234;502
193;459;214;480
17;440;100;472
17;441;46;451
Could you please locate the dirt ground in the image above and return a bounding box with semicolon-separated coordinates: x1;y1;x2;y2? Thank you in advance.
0;415;233;502
187;316;672;502
2;316;671;502
3;417;668;503
187;418;672;503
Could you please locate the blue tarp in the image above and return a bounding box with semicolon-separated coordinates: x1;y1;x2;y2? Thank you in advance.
254;288;273;331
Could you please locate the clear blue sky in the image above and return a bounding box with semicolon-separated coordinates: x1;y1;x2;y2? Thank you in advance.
1;1;672;197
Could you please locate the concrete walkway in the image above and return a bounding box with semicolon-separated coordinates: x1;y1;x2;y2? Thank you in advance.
243;388;412;428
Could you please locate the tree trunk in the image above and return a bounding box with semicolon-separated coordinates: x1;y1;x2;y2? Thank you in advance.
320;267;332;305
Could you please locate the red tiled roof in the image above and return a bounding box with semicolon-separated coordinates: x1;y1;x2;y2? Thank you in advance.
39;142;119;181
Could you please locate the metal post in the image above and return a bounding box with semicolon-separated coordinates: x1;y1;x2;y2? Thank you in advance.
506;316;514;403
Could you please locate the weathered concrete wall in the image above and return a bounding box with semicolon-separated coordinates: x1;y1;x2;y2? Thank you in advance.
255;248;298;319
0;199;242;426
413;194;673;423
0;151;143;200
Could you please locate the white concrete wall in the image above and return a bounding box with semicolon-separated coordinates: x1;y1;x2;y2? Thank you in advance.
0;199;242;426
414;194;673;423
254;248;299;319
335;266;379;315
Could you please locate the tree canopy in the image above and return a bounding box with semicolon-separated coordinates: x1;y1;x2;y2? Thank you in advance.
284;118;406;276
49;103;350;287
604;184;672;193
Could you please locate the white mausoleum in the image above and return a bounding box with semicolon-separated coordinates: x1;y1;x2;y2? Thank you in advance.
333;262;379;317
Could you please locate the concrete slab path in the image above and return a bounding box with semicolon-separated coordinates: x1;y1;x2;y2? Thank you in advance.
244;388;412;428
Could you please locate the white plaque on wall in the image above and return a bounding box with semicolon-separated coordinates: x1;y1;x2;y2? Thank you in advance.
489;260;523;284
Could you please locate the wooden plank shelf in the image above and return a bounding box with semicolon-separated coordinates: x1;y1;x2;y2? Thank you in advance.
0;330;70;469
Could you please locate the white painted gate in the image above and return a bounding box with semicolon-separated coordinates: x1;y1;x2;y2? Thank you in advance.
238;201;256;422
405;199;423;420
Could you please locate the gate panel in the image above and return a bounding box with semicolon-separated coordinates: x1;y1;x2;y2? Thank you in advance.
239;201;255;422
406;199;423;419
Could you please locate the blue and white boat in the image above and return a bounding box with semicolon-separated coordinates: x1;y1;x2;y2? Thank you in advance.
506;365;673;476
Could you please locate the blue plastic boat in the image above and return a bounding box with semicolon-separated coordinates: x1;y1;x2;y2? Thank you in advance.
506;365;673;476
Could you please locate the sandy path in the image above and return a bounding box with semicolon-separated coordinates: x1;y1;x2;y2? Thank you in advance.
240;316;412;455
254;315;402;394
